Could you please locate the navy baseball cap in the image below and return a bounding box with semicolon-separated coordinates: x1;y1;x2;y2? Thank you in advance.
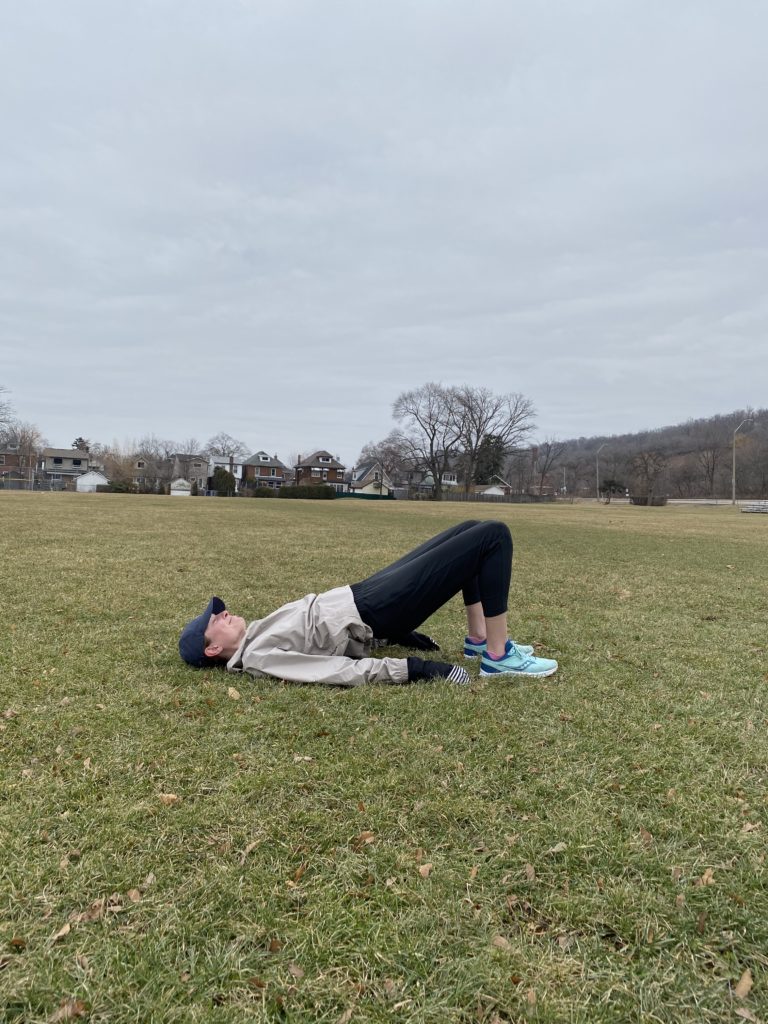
179;596;226;667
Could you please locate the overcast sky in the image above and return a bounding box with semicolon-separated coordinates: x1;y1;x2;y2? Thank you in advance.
2;0;766;464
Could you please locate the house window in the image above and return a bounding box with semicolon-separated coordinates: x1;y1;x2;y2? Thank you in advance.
137;460;145;469
270;468;276;476
53;457;63;465
261;455;269;462
0;456;4;465
320;456;330;463
374;471;380;481
312;468;321;476
73;458;82;466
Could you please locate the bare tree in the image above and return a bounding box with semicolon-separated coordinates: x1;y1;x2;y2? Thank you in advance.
631;450;668;502
2;420;46;477
205;432;251;458
535;437;566;494
176;437;203;455
356;432;411;481
392;383;464;500
0;387;13;432
455;386;536;492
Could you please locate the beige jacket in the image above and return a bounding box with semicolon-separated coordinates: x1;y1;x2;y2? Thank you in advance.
226;585;409;686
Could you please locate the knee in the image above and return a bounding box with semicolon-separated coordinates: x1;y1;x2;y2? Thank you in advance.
485;520;512;544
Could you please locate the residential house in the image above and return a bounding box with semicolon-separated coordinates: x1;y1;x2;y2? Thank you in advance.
39;447;91;488
0;444;27;488
162;454;208;493
294;451;346;493
208;454;246;492
243;451;290;490
349;461;393;496
405;466;460;496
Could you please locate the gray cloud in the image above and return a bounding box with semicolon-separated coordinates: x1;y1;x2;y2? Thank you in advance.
2;0;766;461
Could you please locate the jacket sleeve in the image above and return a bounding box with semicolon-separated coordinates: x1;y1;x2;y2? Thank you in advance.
239;647;410;687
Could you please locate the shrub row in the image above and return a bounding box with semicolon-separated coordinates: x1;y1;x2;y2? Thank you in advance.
278;485;337;500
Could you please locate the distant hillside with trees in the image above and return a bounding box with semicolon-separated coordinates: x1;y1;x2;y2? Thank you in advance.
556;408;767;499
359;386;767;500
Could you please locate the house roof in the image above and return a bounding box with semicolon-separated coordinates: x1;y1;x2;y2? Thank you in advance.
352;461;390;484
296;450;345;469
43;448;90;459
244;451;288;468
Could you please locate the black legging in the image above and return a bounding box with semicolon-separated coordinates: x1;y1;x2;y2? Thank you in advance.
350;520;512;640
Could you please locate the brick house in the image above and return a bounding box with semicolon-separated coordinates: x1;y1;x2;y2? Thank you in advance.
243;451;290;490
0;444;28;488
294;451;346;493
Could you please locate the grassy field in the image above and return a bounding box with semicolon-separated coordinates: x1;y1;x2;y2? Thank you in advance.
1;493;767;1024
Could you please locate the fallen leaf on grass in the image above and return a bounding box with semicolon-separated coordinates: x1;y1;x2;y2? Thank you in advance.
734;1008;759;1022
492;935;511;951
70;899;105;924
240;841;260;864
640;828;654;847
227;687;241;700
141;872;155;890
418;863;433;878
49;998;88;1021
337;1009;354;1024
268;938;283;953
3;708;18;719
696;867;715;886
742;822;761;833
51;923;71;943
734;968;754;1000
468;865;478;879
671;866;682;882
158;793;180;806
546;842;567;855
126;889;141;904
293;754;313;763
524;863;536;882
351;831;375;850
288;963;304;978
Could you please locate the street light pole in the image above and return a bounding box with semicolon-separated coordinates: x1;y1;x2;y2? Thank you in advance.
732;419;752;506
596;444;607;500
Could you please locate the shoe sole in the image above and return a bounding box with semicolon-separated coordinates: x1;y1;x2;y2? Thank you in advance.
479;665;558;678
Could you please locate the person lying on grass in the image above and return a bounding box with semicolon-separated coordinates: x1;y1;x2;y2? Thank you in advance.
179;519;558;686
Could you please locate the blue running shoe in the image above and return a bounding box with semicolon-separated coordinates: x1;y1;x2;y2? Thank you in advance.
464;636;534;659
479;640;558;677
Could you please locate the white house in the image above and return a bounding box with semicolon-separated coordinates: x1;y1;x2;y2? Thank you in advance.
75;470;109;493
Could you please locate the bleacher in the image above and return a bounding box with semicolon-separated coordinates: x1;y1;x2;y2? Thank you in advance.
741;501;768;513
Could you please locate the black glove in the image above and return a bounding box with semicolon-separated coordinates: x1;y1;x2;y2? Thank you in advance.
407;657;470;686
373;632;440;651
397;630;441;652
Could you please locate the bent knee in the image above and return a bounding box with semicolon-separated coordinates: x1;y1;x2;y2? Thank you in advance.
484;520;512;543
